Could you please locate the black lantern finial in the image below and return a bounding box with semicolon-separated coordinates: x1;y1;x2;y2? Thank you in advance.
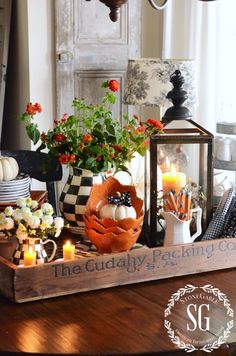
162;70;192;122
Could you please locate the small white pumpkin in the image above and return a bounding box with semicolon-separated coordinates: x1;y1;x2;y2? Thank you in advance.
0;156;19;181
99;191;137;221
99;204;136;220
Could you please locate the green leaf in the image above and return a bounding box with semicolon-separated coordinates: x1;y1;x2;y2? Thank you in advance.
107;92;116;104
26;124;40;144
101;81;108;88
107;125;115;135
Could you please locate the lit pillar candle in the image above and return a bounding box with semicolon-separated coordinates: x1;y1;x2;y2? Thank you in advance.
24;246;36;266
63;240;75;260
162;163;186;195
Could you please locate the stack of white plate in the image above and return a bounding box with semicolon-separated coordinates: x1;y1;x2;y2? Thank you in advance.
0;174;31;203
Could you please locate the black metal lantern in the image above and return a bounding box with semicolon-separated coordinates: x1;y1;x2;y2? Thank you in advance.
148;70;214;247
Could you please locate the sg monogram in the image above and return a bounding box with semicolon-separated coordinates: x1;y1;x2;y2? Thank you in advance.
186;304;210;332
164;284;234;352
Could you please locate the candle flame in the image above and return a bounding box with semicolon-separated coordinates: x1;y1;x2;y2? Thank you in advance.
165;157;170;169
160;149;164;159
66;240;71;246
171;163;176;175
29;246;33;253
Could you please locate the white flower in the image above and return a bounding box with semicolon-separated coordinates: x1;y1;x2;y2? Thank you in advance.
28;215;40;229
17;197;27;208
41;203;54;216
12;208;23;222
42;215;53;226
4;217;14;230
54;217;64;237
54;217;64;229
4;206;13;217
21;207;32;223
0;213;6;225
25;197;32;207
33;209;43;219
30;200;38;210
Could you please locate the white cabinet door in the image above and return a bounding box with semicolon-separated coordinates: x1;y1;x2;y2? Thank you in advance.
55;0;141;121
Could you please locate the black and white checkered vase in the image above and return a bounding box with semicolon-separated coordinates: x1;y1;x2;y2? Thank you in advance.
12;238;49;265
59;168;104;235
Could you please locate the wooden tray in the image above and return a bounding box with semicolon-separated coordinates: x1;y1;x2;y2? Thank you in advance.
0;237;236;303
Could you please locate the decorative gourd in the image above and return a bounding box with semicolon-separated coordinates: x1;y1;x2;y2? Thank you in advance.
0;157;19;181
99;191;136;221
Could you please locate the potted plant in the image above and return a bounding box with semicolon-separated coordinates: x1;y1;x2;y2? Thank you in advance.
19;80;163;234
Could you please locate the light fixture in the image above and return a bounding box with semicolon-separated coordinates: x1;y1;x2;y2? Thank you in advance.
85;0;216;22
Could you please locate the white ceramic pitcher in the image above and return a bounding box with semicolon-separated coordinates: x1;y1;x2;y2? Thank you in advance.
162;207;202;246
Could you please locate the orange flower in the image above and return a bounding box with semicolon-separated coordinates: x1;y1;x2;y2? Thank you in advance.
59;154;70;164
54;133;66;142
41;132;47;141
114;144;122;152
135;125;146;134
108;80;119;92
61;113;69;122
69;154;76;163
83;134;93;143
26;103;36;116
147;118;164;130
34;102;42;113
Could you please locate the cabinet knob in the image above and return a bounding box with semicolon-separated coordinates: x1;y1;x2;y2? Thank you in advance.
57;51;73;64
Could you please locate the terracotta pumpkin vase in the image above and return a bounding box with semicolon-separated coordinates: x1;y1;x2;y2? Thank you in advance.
83;176;144;253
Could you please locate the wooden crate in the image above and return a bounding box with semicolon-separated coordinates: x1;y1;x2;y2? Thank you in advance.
0;237;236;303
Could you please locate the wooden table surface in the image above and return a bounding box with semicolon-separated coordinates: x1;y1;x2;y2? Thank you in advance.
0;268;236;355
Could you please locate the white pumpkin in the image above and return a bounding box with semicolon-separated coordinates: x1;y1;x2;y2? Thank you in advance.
0;157;19;181
99;203;136;221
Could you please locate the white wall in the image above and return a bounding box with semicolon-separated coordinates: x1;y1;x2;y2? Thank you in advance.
2;0;55;150
27;0;55;139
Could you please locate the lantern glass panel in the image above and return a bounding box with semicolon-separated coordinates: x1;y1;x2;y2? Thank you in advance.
145;119;213;247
